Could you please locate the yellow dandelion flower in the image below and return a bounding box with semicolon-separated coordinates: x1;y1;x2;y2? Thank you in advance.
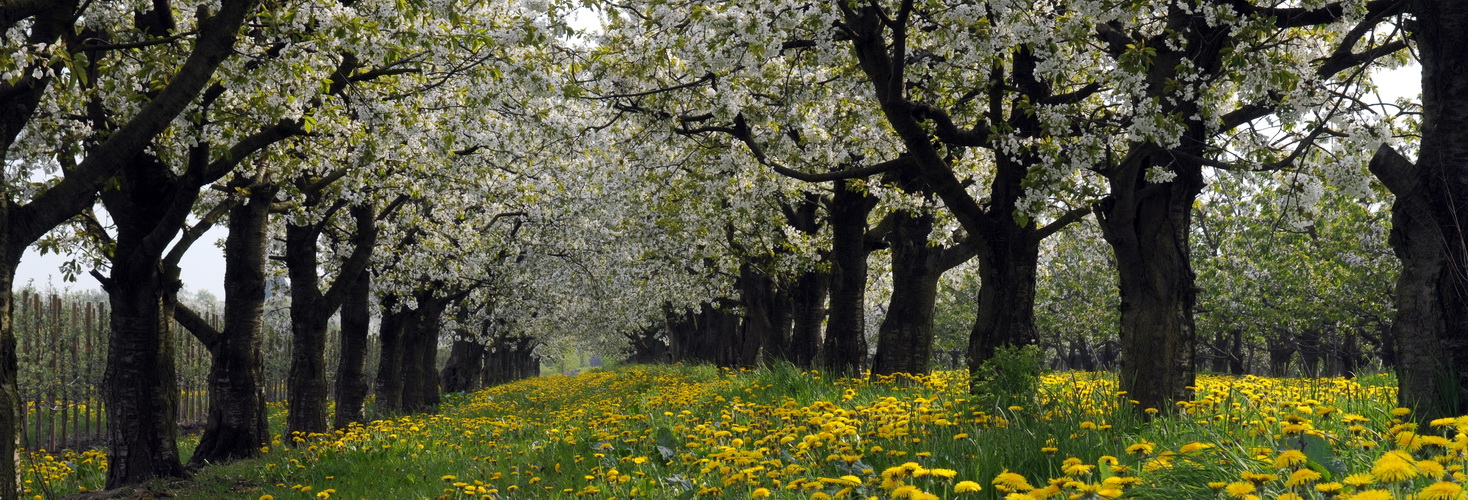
752;487;772;498
993;471;1034;492
1313;482;1343;493
1350;490;1394;500
1126;441;1155;455
1343;473;1375;487
1285;468;1320;487
954;481;982;494
1372;450;1420;482
1224;481;1256;498
1420;482;1464;500
1272;449;1307;469
1179;441;1214;453
928;468;957;479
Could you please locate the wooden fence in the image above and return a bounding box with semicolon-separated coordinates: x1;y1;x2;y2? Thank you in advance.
12;290;359;451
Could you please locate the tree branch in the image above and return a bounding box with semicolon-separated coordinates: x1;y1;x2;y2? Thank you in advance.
162;196;239;270
1034;206;1093;241
1367;144;1415;197
173;301;223;350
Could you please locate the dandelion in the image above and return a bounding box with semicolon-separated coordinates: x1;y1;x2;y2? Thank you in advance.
954;481;982;493
1420;482;1464;500
1272;449;1307;469
1371;450;1419;482
752;487;772;498
1126;441;1155;455
1343;473;1375;487
1224;481;1256;498
1350;490;1394;500
993;471;1034;492
1284;468;1320;487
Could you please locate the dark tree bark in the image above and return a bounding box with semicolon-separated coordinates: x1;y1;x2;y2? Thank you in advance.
440;338;485;394
484;335;539;386
178;183;277;466
787;269;828;369
1267;329;1296;376
101;141;285;486
284;222;332;437
871;205;976;376
666;302;740;365
285;204;377;437
1369;0;1468;420
821;179;873;376
736;264;783;367
373;295;410;412
332;267;372;428
1298;327;1324;378
393;288;453;413
781;194;828;369
623;326;670;364
99;152;201;487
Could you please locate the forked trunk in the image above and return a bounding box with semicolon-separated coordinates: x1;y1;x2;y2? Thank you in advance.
189;187;273;465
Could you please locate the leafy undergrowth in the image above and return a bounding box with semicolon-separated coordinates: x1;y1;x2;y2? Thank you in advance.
22;364;1468;499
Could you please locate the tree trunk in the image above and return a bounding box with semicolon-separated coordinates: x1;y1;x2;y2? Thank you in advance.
872;210;941;376
100;153;201;487
1298;327;1323;378
624;327;670;364
285;222;332;437
373;296;410;413
103;262;185;486
1228;328;1246;375
967;227;1042;373
0;249;22;500
401;291;446;412
736;264;777;367
440;339;485;393
822;179;871;376
1369;0;1468;421
188;185;273;465
787;269;828;369
332;270;372;428
285;203;377;436
1096;178;1201;413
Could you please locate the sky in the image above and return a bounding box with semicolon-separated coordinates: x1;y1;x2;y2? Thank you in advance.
13;64;1425;298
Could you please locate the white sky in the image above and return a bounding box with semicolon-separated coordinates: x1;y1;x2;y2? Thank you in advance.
13;64;1424;298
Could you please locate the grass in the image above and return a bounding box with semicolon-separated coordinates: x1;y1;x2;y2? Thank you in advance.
18;363;1468;499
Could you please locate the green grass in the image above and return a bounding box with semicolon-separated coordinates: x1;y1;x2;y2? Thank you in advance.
19;364;1449;499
